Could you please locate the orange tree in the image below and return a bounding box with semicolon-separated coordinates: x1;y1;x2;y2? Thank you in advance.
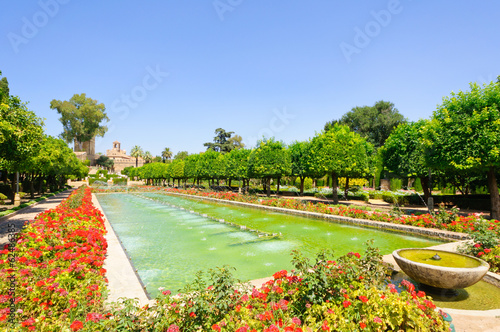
424;80;500;219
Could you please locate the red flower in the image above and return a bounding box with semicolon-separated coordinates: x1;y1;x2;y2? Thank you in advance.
360;322;367;329
342;300;351;308
359;295;369;303
70;320;83;331
484;248;492;253
212;324;221;331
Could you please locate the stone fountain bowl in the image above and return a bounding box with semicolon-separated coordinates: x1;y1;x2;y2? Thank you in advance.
392;248;490;289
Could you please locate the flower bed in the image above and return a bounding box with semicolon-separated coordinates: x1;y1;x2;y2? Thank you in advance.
0;186;108;331
94;244;450;331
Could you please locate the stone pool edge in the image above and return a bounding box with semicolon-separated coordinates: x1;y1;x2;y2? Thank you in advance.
92;194;152;306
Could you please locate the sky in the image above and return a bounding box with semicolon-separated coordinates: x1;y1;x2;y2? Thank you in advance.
1;1;499;157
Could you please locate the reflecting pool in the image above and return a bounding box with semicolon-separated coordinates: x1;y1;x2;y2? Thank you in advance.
97;193;444;297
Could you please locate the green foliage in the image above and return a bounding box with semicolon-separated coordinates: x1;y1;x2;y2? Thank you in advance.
413;177;423;191
130;145;143;167
480;245;500;273
174;150;189;160
381;120;430;178
0;193;7;204
460;218;500;256
390;178;402;191
50;93;108;144
204;128;236;153
310;124;374;203
247;137;292;180
325;100;406;148
96;154;114;169
224;148;251;181
295;177;313;190
425;80;500;217
0;94;44;172
113;177;127;185
121;166;134;176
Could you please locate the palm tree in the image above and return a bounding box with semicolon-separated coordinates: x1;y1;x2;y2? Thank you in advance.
130;145;143;168
162;147;172;163
143;151;153;164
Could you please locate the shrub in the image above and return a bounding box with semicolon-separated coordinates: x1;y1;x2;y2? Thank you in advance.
480;246;500;272
0;193;6;204
113;177;127;185
294;177;313;190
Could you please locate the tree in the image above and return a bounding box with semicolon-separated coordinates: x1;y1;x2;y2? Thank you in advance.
204;128;235;153
143;151;153;164
0;73;44;199
196;150;224;186
325;100;406;148
228;135;245;150
174;151;189;160
424;80;500;219
162;147;173;163
225;148;251;192
381;120;433;201
50;93;108;149
96;155;114;170
0;70;9;103
184;153;201;186
130;145;143;168
289;140;315;195
247;138;291;197
311;124;373;204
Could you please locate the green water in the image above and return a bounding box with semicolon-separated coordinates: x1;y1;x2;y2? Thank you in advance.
97;193;443;297
392;272;500;310
399;249;481;268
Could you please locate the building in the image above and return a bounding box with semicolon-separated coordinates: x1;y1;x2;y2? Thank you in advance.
74;137;96;166
106;141;144;173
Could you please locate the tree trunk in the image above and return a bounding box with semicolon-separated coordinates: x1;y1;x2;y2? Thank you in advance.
300;176;305;196
487;167;500;220
228;179;232;188
30;173;35;199
277;177;281;194
420;176;431;202
266;178;271;197
331;172;339;204
344;177;350;200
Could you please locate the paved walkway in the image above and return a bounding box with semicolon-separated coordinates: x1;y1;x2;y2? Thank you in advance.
0;189;75;246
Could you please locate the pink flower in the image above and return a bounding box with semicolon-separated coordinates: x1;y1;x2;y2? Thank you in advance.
167;324;180;332
374;316;382;324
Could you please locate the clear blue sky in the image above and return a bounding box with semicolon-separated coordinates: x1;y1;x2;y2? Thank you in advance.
1;1;499;157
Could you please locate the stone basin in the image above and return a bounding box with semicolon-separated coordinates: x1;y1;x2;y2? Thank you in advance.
392;248;490;289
